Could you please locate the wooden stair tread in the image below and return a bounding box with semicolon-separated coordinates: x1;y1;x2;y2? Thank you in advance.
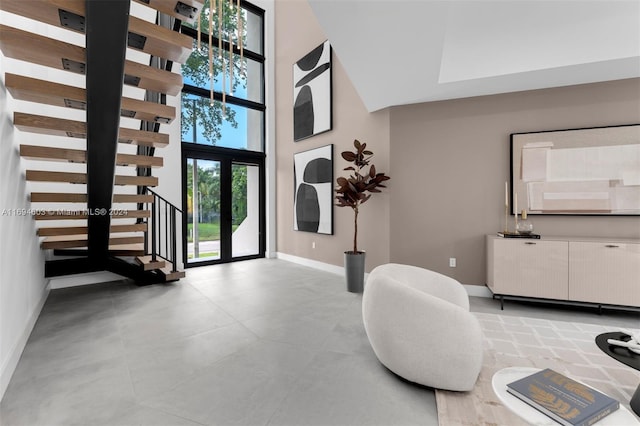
128;15;193;63
26;170;85;184
20;145;163;168
114;175;158;186
31;192;86;203
6;74;175;123
0;25;183;96
34;210;150;220
30;192;154;203
14;112;170;148
109;243;145;256
159;266;186;281
41;235;144;250
37;223;148;237
113;194;155;203
26;170;158;187
135;255;166;271
42;235;145;242
115;153;163;168
122;60;183;96
0;1;193;63
43;247;147;256
133;0;203;25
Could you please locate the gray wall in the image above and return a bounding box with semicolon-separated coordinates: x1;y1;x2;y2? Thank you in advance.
275;0;391;272
274;2;640;282
390;78;640;285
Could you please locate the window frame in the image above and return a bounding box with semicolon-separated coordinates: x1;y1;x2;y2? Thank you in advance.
179;1;266;152
180;0;267;267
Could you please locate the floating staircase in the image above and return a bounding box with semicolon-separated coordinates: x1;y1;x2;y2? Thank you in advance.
5;74;176;123
0;25;183;95
14;112;170;147
0;0;200;282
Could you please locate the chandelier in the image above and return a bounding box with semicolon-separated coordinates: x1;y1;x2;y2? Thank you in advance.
196;0;244;116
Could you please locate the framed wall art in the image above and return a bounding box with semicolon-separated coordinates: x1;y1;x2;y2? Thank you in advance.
294;144;333;234
511;124;640;215
293;40;332;142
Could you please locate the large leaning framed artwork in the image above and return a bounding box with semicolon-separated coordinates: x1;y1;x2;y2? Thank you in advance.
511;124;640;215
293;40;332;142
294;145;333;234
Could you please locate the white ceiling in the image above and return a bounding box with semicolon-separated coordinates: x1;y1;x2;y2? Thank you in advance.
307;0;640;112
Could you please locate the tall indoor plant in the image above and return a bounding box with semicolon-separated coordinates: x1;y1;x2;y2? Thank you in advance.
335;139;390;292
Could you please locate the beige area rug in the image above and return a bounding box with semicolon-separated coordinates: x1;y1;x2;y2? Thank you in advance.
436;312;640;426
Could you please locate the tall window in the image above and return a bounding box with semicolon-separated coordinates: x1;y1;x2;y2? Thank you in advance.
181;1;265;266
181;0;265;151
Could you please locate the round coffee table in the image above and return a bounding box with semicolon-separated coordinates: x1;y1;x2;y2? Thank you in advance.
596;331;640;416
492;367;639;425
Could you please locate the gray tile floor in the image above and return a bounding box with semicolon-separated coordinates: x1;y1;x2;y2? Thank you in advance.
1;259;638;426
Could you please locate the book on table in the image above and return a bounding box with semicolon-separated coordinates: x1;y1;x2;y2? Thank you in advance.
497;231;541;239
506;368;619;426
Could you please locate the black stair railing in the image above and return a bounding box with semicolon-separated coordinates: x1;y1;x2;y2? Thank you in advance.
144;187;182;273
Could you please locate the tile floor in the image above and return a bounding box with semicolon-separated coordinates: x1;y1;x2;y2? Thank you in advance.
1;259;638;425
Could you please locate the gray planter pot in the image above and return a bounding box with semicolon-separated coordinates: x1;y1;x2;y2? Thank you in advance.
344;251;366;293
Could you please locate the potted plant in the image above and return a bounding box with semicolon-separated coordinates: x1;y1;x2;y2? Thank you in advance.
335;139;390;292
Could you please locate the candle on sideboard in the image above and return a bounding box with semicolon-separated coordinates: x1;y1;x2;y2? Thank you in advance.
515;193;518;216
505;182;508;207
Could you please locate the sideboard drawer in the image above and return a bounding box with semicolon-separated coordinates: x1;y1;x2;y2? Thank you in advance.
569;242;640;306
489;238;569;300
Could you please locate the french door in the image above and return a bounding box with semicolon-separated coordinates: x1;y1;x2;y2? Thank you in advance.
183;145;265;266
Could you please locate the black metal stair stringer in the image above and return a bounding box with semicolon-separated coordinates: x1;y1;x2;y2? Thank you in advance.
85;0;131;267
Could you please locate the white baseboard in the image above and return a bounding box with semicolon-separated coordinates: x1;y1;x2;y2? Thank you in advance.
48;271;125;289
275;253;489;297
464;284;492;298
266;251;278;259
276;252;345;276
0;286;49;401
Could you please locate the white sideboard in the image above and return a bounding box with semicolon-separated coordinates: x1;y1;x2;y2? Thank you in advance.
486;235;640;308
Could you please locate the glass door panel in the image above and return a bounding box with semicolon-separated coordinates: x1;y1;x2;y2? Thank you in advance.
187;158;221;263
232;163;260;258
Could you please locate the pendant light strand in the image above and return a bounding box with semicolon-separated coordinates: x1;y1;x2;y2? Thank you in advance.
208;2;213;105
197;8;201;50
229;0;234;96
217;0;222;58
237;0;243;77
197;0;243;115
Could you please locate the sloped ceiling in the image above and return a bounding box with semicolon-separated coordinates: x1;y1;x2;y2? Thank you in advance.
307;0;640;112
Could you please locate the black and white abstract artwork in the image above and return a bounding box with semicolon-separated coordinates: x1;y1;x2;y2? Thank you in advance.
294;145;333;234
293;40;332;142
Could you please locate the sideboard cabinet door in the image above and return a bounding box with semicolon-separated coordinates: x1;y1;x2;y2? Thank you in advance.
569;242;640;307
489;238;569;300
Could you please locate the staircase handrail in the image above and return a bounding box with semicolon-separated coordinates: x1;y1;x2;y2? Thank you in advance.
143;187;182;273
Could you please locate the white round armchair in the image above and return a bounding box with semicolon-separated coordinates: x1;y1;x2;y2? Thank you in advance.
362;263;483;391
